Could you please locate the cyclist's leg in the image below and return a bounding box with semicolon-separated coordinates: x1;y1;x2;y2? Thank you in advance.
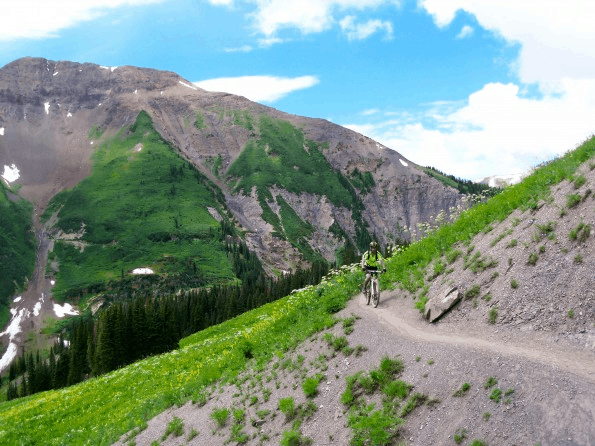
363;273;371;292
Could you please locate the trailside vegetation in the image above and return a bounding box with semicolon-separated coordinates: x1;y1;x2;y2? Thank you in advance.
0;181;35;327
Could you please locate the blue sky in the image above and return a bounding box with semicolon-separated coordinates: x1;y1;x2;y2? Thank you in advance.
2;0;595;180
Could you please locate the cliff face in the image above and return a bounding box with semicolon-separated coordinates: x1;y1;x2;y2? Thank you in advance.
0;57;461;272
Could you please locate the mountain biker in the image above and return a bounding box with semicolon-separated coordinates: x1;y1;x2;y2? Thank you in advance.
361;241;386;296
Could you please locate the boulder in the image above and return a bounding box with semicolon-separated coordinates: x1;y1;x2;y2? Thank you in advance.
424;284;462;322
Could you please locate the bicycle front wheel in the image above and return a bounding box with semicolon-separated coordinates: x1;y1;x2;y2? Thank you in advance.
372;280;379;307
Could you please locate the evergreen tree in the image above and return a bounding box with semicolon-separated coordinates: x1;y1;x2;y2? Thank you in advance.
96;309;116;375
53;348;70;389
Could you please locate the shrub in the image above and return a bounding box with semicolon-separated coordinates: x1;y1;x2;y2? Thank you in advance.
454;428;467;444
482;412;491;421
536;221;556;234
382;380;412;400
302;376;320;398
342;315;357;334
488;307;498;324
566;193;582;208
348;409;404;446
211;408;229;428
233;409;245;423
527;252;538;265
569;221;590;243
510;279;518;289
469;439;488;446
354;344;368;357
400;392;428;417
433;259;446;276
445;249;462;264
573;174;587;189
465;284;481;299
187;428;199;441
280;428;312;446
162;417;184;440
574;254;583;264
567;308;575;318
279;397;296;421
453;382;471;397
379;356;405;377
483;377;498;389
324;333;349;353
489;388;502;403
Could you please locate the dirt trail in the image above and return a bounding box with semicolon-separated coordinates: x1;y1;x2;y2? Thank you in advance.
358;288;595;383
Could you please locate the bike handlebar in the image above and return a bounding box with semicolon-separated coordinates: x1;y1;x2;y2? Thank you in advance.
364;268;384;274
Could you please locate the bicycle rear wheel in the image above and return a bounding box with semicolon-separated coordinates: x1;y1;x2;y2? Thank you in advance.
372;279;379;307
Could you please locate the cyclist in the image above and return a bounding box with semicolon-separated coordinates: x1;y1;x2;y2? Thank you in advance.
361;241;386;297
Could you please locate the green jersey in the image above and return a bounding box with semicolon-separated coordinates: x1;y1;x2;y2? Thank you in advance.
362;250;384;268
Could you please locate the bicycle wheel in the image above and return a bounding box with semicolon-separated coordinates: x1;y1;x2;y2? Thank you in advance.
372;279;379;308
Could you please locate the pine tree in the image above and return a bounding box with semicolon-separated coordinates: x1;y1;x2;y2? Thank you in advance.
96;309;116;375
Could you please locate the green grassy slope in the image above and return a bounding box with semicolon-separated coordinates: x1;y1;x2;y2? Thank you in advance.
0;265;362;445
2;127;593;445
0;181;35;327
43;111;236;301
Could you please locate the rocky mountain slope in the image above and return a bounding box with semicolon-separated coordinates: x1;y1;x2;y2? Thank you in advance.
0;57;462;276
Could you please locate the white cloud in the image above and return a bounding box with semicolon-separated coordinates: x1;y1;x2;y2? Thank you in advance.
207;0;234;5
0;0;167;41
339;15;393;41
193;75;319;102
344;79;595;179
419;0;595;85
456;25;473;39
223;45;254;53
257;36;284;47
362;108;380;115
243;0;398;36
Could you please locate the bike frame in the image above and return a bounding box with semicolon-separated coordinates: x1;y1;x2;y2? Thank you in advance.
365;268;381;307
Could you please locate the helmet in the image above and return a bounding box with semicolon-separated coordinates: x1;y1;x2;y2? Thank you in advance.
370;241;378;249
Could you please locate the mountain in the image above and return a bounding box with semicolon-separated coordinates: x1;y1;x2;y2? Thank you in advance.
0;57;463;303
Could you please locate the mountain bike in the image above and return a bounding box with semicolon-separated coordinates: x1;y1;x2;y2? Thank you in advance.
364;268;382;308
